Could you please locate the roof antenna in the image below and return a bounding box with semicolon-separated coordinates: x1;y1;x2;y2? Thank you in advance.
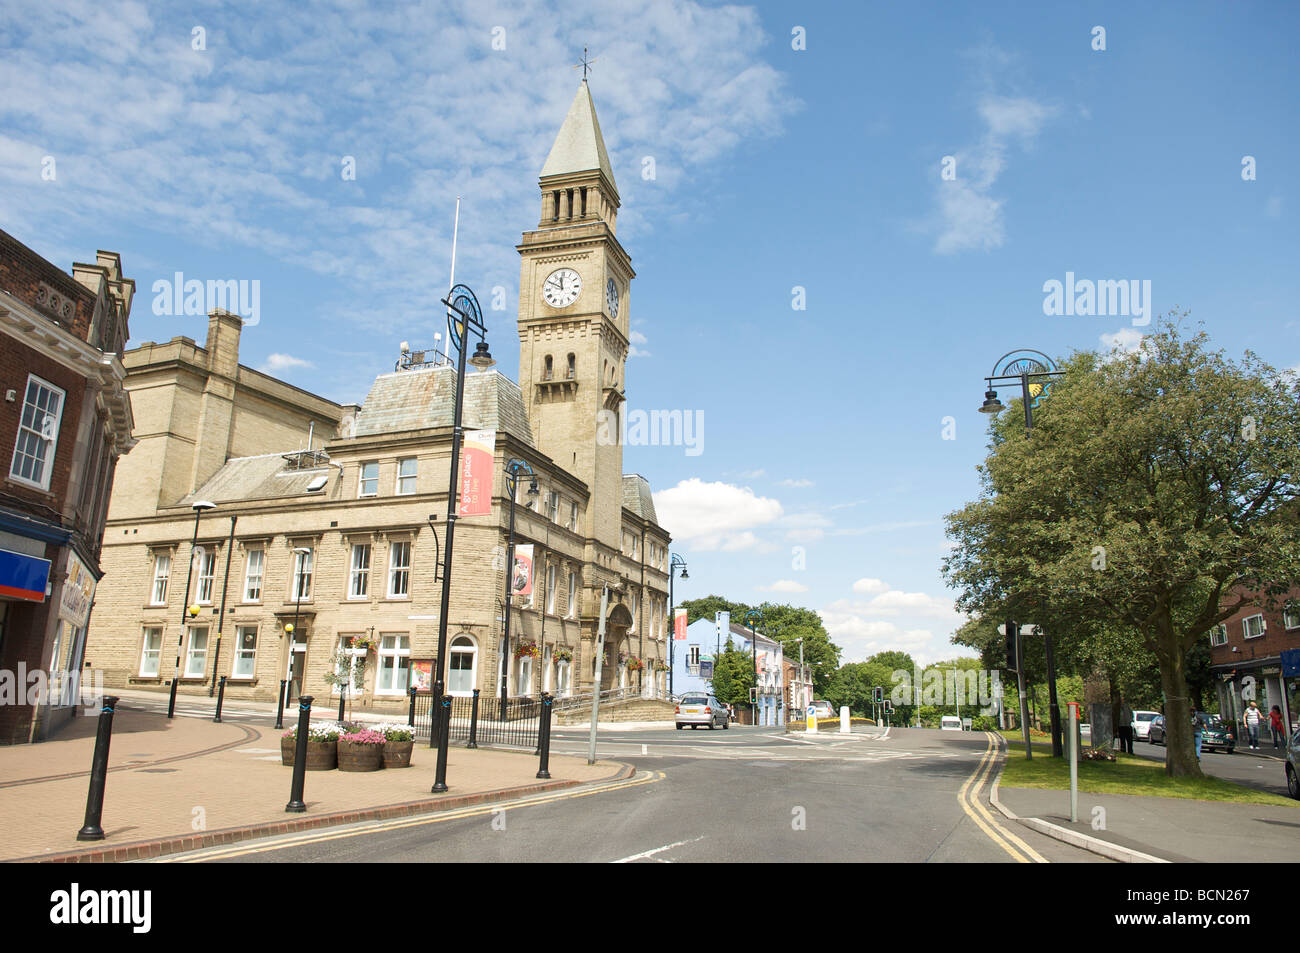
573;46;596;82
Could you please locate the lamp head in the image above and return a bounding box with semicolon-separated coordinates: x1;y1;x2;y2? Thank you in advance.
192;500;216;512
978;389;1004;414
680;567;689;580
469;341;495;369
188;604;201;618
527;477;539;498
284;623;294;635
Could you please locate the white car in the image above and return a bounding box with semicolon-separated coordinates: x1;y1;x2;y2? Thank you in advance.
808;700;835;719
940;715;964;731
1131;710;1161;740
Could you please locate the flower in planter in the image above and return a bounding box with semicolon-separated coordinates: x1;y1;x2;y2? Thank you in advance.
371;722;414;742
284;722;344;743
340;729;387;745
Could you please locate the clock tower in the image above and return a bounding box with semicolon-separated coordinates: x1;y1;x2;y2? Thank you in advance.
517;80;633;557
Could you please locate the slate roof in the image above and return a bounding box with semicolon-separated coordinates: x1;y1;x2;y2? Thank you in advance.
540;81;616;189
621;473;657;522
352;366;534;445
178;453;329;506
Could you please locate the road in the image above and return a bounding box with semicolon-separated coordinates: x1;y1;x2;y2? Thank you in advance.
161;725;1108;863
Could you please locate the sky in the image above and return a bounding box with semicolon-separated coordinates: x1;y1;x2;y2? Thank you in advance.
2;1;1297;666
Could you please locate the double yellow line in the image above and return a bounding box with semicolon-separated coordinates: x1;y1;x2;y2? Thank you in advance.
959;732;1046;863
158;770;663;862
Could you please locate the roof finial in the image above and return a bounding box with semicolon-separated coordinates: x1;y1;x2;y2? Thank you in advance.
572;45;596;82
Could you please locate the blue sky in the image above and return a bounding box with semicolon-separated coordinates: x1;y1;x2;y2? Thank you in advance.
2;1;1297;664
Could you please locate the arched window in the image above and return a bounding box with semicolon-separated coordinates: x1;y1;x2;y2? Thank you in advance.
448;635;478;696
544;354;553;381
566;353;575;379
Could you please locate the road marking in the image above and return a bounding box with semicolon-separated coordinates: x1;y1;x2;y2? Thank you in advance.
156;770;664;862
958;733;1046;863
611;835;705;863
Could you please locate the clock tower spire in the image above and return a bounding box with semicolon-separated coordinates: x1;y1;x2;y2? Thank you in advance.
517;81;633;560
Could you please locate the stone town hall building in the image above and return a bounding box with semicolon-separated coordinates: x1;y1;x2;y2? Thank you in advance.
91;81;673;712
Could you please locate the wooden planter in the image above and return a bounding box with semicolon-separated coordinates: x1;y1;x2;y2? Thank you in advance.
338;739;384;772
383;740;414;768
281;735;338;770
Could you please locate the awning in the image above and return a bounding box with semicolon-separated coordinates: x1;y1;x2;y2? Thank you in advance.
0;548;51;602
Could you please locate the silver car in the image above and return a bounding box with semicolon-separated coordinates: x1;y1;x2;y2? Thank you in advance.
676;693;729;730
1287;730;1300;800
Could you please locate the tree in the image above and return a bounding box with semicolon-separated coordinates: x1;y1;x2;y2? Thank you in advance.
944;320;1300;775
710;638;753;709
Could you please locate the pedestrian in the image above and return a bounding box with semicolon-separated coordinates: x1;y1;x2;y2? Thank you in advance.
1192;710;1203;760
1244;701;1262;750
1269;705;1285;749
1117;701;1135;755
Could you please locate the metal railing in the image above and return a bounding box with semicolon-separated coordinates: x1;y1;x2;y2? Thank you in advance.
411;690;542;749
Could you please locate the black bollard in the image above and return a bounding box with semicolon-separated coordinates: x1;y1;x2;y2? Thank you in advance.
338;683;346;724
214;676;227;723
77;696;120;841
285;695;314;813
275;679;287;730
467;689;480;749
407;685;417;728
536;692;553;780
431;694;451;793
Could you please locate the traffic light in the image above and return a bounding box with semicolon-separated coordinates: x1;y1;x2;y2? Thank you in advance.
874;687;884;704
884;700;893;713
1001;619;1018;672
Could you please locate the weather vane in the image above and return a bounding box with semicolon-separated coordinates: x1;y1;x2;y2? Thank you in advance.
573;46;596;81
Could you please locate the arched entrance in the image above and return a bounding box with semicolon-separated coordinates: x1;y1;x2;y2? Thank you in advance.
597;603;633;692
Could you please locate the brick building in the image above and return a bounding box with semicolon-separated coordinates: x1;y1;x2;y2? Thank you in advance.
0;228;136;743
90;80;673;714
1208;584;1300;733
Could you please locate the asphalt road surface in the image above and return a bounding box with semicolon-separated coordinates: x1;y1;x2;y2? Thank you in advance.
163;725;1108;863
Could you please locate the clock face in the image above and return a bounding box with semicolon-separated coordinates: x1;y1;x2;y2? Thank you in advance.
542;268;582;308
606;278;620;318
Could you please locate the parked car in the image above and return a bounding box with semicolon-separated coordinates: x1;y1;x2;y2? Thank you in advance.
675;694;729;730
1286;731;1300;800
940;715;963;731
808;700;835;719
1131;710;1161;740
1148;712;1235;752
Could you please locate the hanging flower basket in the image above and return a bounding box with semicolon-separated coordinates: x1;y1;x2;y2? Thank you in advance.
514;641;539;661
554;648;573;663
347;634;378;652
653;660;669;673
625;656;643;672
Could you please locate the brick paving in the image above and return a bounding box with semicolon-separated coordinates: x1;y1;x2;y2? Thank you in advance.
0;702;625;862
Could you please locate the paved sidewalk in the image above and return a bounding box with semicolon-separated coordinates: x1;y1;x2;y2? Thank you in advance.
994;785;1300;862
0;698;626;862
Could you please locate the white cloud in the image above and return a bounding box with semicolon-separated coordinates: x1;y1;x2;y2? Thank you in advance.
653;478;783;552
261;353;314;372
831;519;940;536
779;511;831;543
933;87;1057;254
1100;327;1144;355
778;478;813;488
736;468;766;479
852;577;890;594
629;329;650;358
758;579;808;593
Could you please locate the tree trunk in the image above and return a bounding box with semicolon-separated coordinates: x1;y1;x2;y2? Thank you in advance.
1155;611;1202;777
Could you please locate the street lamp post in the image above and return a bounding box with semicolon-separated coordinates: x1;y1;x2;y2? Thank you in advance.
169;500;215;719
744;609;762;727
432;284;495;793
277;546;312;730
501;458;538;716
667;554;688;697
979;349;1066;758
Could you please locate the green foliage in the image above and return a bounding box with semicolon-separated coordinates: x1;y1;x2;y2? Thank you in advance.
709;637;754;707
944;319;1300;776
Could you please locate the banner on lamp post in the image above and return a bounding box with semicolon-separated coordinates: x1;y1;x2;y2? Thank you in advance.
458;429;495;516
511;544;534;598
673;608;687;640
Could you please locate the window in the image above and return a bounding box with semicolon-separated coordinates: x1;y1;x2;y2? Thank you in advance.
9;375;64;490
449;636;478;695
1209;624;1228;647
567;570;577;618
349;543;371;598
548;490;560;522
628;589;638;631
140;627;163;676
1285;605;1300;631
150;553;171;605
1243;614;1266;639
291;549;313;600
396;457;417;495
568;501;578;531
196;548;217;603
688;645;700;675
556;658;571;696
358;461;378;497
388;541;411;597
566;353;575;380
184;626;209;678
243;549;263;602
546;563;557;615
517;656;533;696
544;355;554;381
233;626;258;678
376;634;410;694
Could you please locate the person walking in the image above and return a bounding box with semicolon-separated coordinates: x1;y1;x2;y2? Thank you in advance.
1243;701;1262;750
1269;705;1285;749
1192;710;1203;760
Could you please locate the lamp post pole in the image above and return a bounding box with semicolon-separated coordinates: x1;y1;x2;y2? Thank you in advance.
668;554;687;698
169;501;215;719
432;285;494;793
745;609;762;727
501;459;537;716
979;350;1065;758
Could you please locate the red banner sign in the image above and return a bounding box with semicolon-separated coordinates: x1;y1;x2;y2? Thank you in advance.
674;607;687;640
458;430;495;516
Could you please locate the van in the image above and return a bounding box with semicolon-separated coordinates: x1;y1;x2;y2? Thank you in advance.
940;716;964;731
